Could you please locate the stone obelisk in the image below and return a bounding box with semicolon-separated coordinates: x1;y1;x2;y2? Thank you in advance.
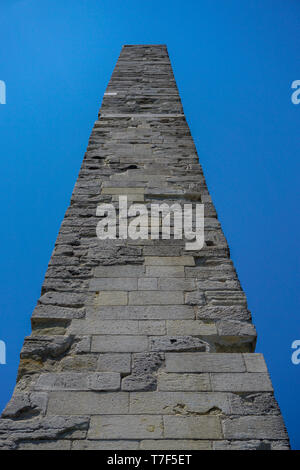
0;45;289;450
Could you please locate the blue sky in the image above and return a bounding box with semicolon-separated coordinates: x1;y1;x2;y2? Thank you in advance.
0;0;299;449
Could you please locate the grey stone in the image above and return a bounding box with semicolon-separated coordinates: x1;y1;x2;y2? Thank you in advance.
18;440;72;450
164;416;222;439
122;352;164;391
157;373;211;391
222;416;288;440
0;416;89;442
87;305;194;320
88;372;120;391
97;353;131;373
243;353;267;372
93;291;128;306
145;266;185;277
211;373;273;392
150;336;209;352
1;393;48;419
91;335;148;352
89;278;137;291
129;291;184;305
165;353;246;372
21;335;74;360
196;305;251;322
39;292;86;307
88;415;163;439
94;265;145;277
166;320;217;336
130;391;232;415
47;392;128;415
144;256;195;266
72;440;139;450
140;440;212;450
138;277;158;290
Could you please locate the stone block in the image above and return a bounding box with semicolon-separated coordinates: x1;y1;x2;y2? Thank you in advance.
91;335;148;352
222;416;288;440
72;440;139;450
88;372;120;391
101;187;145;194
129;291;184;305
140;440;212;450
87;305;194;320
59;354;97;372
70;319;139;335
165;353;246;372
97;353;131;373
150;336;208;352
94;265;145;277
243;353;267;372
129;391;232;415
47;392;128;415
166;320;217;336
138;278;158;290
89;278;137;291
145;266;185;277
196;305;251;322
88;415;163;439
144;256;195;266
158;278;195;291
93;291;128;306
138;320;166;335
157;373;211;392
164;416;222;439
18;440;72;450
211;373;273;392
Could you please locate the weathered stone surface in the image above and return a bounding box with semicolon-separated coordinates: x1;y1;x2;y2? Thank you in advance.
97;353;131;373
211;373;273;392
93;291;128;306
213;440;290;450
196;305;251;322
18;440;72;450
166;320;217;336
164;416;222;439
130;391;232;415
129;291;184;305
89;278;137;291
0;416;89;442
34;372;120;391
0;44;289;450
150;336;209;352
94;265;145;277
157;373;211;391
47;392;128;415
21;335;74;360
91;335;148;352
1;393;48;419
222;416;288;440
32;305;86;321
39;292;85;307
243;353;267;372
72;440;140;450
140;440;212;450
122;352;164;391
145;266;185;277
88;415;163;439
165;353;246;372
144;256;195;266
87;305;194;320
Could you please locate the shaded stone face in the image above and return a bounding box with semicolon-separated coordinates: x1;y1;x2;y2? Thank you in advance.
0;44;289;450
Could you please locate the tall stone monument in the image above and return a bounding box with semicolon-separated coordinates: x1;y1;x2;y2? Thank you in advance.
0;45;289;450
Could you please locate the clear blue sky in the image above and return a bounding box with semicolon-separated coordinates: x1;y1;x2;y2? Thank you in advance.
0;0;299;449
